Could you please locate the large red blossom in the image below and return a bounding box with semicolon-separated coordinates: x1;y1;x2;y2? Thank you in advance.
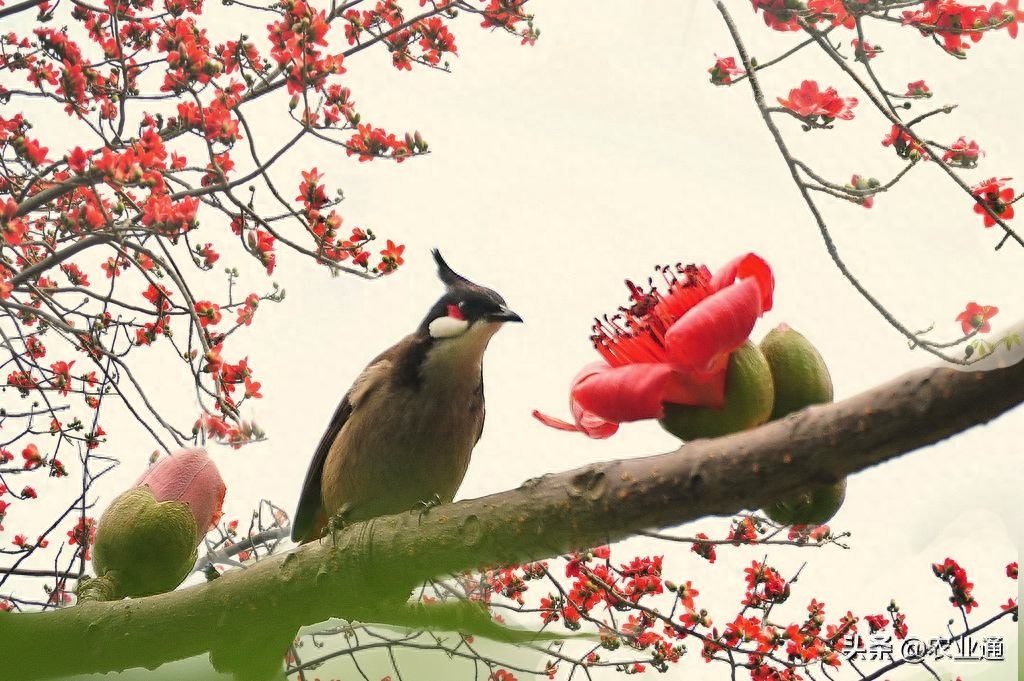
534;254;774;438
777;80;858;122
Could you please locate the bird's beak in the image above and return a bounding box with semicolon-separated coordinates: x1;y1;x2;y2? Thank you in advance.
487;305;523;323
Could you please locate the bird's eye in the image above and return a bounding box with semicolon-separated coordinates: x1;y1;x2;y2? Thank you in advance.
446;303;465;321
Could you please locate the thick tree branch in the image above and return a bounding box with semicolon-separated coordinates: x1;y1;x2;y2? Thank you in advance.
2;354;1022;681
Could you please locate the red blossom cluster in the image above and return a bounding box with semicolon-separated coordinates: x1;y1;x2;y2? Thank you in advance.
728;516;760;544
346;123;422;162
786;523;832;543
196;412;265;449
751;0;1024;55
418;524;1007;680
480;0;538;43
268;0;344;95
890;603;910;638
932;557;978;612
66;516;97;561
691;532;718;563
730;0;1021;267
902;0;1024;55
344;4;458;71
743;559;791;607
2;2;534;590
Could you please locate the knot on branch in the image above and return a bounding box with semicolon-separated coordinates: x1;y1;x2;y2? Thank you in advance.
567;467;607;502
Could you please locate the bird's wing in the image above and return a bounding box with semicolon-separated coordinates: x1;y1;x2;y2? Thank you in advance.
291;391;353;543
474;369;486;444
291;338;420;544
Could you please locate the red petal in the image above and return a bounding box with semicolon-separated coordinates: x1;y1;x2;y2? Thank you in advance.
532;408;618;439
664;277;764;372
710;253;774;313
572;362;676;423
537;359;733;439
662;368;728;409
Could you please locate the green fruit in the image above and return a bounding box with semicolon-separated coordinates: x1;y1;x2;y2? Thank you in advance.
91;487;199;599
659;341;775;441
759;324;833;420
764;479;847;525
759;324;845;525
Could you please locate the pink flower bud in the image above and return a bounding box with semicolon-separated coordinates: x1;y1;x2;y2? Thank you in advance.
134;447;226;537
87;448;227;599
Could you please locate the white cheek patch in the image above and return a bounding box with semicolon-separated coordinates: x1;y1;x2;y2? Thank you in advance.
428;315;470;339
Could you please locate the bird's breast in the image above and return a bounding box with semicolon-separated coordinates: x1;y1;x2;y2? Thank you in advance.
320;361;485;523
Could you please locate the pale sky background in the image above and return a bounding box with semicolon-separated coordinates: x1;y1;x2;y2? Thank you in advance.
4;1;1022;679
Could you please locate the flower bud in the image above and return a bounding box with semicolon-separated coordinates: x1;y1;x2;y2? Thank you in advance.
87;448;226;599
759;324;832;420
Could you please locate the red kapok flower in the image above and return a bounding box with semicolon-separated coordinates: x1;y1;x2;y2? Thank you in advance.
753;0;802;31
777;80;858;122
534;254;773;438
942;136;982;168
955;302;999;334
709;55;744;85
971;176;1016;227
194;301;222;327
881;125;928;160
852;38;882;59
905;80;932;97
990;0;1024;39
378;239;406;274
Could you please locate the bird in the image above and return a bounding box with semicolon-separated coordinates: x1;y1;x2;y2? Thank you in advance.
291;249;522;543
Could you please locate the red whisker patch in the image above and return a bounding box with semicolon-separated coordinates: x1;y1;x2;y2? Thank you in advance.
447;303;464;320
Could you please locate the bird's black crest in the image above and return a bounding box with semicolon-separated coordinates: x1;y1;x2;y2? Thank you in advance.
433;249;474;290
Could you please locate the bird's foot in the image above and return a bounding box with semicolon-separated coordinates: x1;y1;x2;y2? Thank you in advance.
416;493;444;524
322;510;350;546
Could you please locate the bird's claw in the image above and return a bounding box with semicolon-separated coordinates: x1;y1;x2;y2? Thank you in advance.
322;510;349;546
416;494;444;524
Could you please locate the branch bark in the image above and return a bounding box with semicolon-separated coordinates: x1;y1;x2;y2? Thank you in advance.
2;354;1022;681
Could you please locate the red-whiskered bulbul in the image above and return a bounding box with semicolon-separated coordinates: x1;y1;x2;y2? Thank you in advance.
291;250;522;543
